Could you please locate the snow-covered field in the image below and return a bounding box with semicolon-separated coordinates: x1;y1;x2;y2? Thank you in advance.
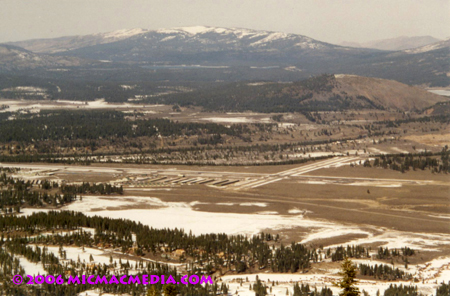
44;245;111;266
20;195;450;252
17;255;47;276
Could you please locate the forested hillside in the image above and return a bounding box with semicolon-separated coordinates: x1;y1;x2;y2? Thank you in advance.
148;75;447;112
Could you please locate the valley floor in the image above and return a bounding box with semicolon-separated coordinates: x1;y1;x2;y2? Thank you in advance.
3;156;449;296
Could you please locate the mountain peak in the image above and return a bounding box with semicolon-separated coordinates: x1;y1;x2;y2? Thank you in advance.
176;26;217;35
157;26;257;36
156;26;223;35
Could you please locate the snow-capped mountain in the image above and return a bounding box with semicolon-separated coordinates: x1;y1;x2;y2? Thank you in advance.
10;26;337;54
21;26;377;66
153;26;330;50
100;28;148;40
3;26;448;86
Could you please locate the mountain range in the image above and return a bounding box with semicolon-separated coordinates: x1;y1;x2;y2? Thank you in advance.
2;26;449;86
9;26;379;65
340;36;441;51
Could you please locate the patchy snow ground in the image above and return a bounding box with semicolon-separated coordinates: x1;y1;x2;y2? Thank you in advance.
57;196;314;236
240;202;268;207
288;208;310;214
201;116;271;123
19;195;450;254
220;269;448;296
390;147;410;154
14;195;450;296
292;152;338;158
78;290;120;296
326;230;450;251
16;239;450;296
368;147;388;155
43;245;111;266
0;99;163;114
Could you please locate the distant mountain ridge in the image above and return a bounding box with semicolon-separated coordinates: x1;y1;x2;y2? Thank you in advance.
11;28;443;55
339;36;441;51
9;26;343;54
8;28;149;54
403;38;450;54
3;26;450;86
8;26;378;65
0;44;92;70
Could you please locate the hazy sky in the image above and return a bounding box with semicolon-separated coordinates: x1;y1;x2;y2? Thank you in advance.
1;0;449;44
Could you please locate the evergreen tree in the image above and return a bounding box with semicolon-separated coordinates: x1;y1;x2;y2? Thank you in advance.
334;258;360;296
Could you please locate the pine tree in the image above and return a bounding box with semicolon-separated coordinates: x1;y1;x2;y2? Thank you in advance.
334;258;360;296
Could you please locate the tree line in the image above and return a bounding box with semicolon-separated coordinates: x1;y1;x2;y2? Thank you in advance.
0;172;123;213
366;147;449;174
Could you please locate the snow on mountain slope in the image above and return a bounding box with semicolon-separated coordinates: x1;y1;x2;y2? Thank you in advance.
404;38;450;54
157;26;265;38
154;26;329;49
10;26;343;55
101;28;148;40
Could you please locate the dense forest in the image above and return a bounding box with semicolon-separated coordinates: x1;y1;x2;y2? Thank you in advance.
0;110;251;144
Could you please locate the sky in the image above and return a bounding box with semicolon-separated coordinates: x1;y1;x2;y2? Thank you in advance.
1;0;449;44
